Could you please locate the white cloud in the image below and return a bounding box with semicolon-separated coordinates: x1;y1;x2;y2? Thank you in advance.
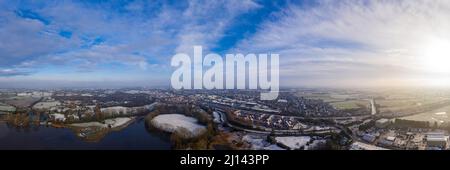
0;8;81;67
1;0;260;77
233;0;450;87
0;68;30;76
175;0;260;54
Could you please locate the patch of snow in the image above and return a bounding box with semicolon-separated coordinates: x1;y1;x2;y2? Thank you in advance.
67;114;80;120
212;111;225;124
264;144;285;150
277;99;288;103
71;122;107;128
124;90;140;94
435;112;446;115
151;114;206;138
242;135;266;149
33;101;61;110
0;103;16;112
101;106;130;115
305;139;327;150
241;134;285;150
104;117;133;128
275;136;311;150
81;93;93;97
312;126;332;131
293;122;308;129
49;113;66;122
350;142;388;150
143;102;158;110
70;117;134;128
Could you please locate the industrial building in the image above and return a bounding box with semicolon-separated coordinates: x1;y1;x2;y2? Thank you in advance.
425;132;449;149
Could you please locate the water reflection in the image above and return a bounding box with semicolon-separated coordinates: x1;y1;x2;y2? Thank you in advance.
0;117;171;150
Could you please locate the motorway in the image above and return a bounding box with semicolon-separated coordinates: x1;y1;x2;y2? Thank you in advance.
370;99;377;115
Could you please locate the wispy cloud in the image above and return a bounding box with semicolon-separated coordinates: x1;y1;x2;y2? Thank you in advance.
174;0;260;54
2;0;450;87
232;0;450;87
0;0;260;86
0;69;31;77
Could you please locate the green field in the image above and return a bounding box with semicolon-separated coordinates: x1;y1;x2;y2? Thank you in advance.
329;100;368;110
377;97;450;114
296;91;368;110
401;105;450;124
297;92;348;103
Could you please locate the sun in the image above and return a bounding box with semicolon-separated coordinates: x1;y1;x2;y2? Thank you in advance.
419;38;450;74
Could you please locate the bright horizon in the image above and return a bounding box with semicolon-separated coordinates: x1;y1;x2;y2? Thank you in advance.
1;0;450;88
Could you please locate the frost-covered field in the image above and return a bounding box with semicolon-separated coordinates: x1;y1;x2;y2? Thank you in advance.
104;117;133;128
0;102;15;112
33;101;61;110
350;142;388;150
242;134;285;150
50;113;67;122
4;97;41;108
100;103;157;116
275;136;311;150
101;106;130;115
151;114;206;138
70;117;134;128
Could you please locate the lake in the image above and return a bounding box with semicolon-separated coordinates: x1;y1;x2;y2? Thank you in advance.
0;118;171;150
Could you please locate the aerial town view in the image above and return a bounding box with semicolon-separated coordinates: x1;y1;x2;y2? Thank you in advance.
2;87;450;150
1;0;450;151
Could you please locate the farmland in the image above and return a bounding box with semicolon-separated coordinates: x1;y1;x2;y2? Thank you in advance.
401;105;450;124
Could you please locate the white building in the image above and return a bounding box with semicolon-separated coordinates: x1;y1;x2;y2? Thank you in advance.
426;132;448;149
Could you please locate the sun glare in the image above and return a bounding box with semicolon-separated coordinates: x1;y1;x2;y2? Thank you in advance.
420;38;450;74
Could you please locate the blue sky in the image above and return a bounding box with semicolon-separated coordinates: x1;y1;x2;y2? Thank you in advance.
1;0;450;88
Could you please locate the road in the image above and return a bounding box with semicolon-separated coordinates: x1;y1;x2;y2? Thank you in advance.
370;99;377;115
